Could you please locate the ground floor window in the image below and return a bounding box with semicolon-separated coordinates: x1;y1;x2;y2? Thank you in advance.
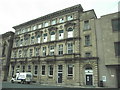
48;65;53;76
67;64;73;76
42;65;45;75
34;65;38;75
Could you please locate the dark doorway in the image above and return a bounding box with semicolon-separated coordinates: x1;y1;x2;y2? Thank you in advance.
86;75;93;85
58;73;62;83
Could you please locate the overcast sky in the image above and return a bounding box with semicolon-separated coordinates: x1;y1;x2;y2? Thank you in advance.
0;0;119;34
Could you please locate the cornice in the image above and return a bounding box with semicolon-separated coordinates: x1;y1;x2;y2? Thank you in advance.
13;4;83;29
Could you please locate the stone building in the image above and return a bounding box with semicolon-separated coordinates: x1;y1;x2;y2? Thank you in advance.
0;31;14;81
8;4;99;87
96;12;120;88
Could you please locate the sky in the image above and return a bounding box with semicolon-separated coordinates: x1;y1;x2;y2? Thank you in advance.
0;0;119;34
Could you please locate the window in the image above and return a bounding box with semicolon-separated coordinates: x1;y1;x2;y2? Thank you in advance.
36;35;40;43
85;35;91;46
20;39;23;46
114;42;120;56
44;22;49;27
112;18;120;31
58;65;62;72
32;25;37;30
43;33;47;42
49;65;53;76
68;64;73;76
16;40;19;47
28;65;31;72
38;24;42;29
43;47;46;56
24;38;28;45
27;27;31;32
14;51;17;58
58;44;63;55
49;45;54;56
34;65;38;75
31;36;34;44
22;65;25;72
84;20;90;30
51;19;56;25
67;43;73;54
35;48;39;56
67;15;73;21
59;18;64;23
42;65;45;75
29;49;33;57
50;31;55;41
19;50;22;58
67;28;73;38
24;49;27;57
59;30;64;39
85;52;91;57
11;66;14;77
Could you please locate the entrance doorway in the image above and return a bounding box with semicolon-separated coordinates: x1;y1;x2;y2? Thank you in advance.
57;65;63;83
85;66;93;85
58;73;62;83
86;75;93;85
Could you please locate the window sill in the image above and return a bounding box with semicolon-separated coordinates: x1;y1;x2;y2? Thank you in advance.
48;75;53;78
67;76;73;79
84;44;92;47
83;28;91;31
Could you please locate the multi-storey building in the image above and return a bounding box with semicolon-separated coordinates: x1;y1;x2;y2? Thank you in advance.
0;31;14;81
96;12;120;88
8;4;99;86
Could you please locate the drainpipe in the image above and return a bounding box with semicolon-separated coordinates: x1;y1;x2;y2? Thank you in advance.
94;18;99;87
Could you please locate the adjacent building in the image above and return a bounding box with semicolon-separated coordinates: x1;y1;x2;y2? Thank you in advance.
96;12;120;88
0;31;14;81
8;4;99;87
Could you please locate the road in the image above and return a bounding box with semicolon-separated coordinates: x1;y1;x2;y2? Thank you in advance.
2;81;65;88
1;82;120;90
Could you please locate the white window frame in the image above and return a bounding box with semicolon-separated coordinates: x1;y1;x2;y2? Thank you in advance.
42;65;46;75
36;35;41;43
50;31;55;41
51;19;56;25
67;64;74;76
27;65;31;72
44;22;49;27
67;28;73;38
20;39;23;46
38;24;42;29
48;65;53;76
31;36;34;44
59;17;64;23
84;20;90;30
33;25;37;30
67;15;73;21
58;44;63;55
59;30;64;39
34;65;38;75
43;33;47;42
85;35;91;46
35;48;39;56
22;65;25;72
50;45;54;56
19;50;22;58
43;47;46;56
29;49;33;57
67;43;73;54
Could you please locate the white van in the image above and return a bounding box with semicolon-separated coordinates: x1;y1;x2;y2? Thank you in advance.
11;72;33;84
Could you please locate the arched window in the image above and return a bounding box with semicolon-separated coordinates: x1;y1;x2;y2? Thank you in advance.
50;31;55;41
67;27;73;38
85;66;92;70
